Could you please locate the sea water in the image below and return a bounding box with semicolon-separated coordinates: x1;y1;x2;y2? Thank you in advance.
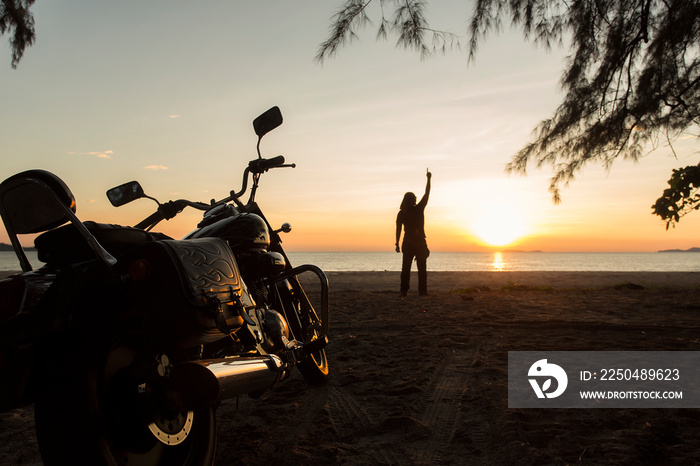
1;250;698;273
285;251;700;272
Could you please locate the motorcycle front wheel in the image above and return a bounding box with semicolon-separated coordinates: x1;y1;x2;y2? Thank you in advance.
276;280;329;386
297;338;329;386
34;330;217;466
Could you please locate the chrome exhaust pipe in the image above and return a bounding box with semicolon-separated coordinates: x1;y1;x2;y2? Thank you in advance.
171;355;285;408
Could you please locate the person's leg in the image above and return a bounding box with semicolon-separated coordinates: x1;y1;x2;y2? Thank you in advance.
400;251;414;296
417;255;427;295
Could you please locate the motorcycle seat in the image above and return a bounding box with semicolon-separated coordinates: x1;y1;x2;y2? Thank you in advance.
35;221;171;265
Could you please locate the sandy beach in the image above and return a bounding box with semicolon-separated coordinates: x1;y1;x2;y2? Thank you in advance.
2;270;700;464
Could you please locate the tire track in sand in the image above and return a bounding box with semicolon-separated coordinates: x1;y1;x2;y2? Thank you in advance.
414;346;490;465
327;387;403;464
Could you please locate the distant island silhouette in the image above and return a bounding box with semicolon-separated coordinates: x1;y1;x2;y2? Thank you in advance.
0;243;36;251
658;247;700;252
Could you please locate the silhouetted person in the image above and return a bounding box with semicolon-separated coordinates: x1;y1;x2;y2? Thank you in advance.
395;169;431;296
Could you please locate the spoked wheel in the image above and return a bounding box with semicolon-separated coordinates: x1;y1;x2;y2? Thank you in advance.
276;280;329;386
35;331;217;466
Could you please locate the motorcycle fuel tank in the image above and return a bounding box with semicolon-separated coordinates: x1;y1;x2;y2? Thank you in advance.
189;212;270;252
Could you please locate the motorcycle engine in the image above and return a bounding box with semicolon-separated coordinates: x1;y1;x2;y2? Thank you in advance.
261;309;290;353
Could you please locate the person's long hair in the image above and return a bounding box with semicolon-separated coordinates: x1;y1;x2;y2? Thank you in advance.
400;192;416;211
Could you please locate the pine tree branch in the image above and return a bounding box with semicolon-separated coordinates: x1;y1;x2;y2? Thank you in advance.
0;0;36;68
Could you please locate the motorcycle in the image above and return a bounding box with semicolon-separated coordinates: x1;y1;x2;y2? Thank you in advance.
0;106;329;465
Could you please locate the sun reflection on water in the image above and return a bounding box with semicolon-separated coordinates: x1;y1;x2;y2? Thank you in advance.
491;252;505;272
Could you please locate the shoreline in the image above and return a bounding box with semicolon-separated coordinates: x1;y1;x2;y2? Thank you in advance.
316;270;700;291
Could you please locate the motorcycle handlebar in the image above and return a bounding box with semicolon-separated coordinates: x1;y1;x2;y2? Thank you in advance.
248;155;286;174
135;199;209;230
133;156;294;229
135;211;165;230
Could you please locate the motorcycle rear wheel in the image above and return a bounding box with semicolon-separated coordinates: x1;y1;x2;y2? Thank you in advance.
34;330;217;466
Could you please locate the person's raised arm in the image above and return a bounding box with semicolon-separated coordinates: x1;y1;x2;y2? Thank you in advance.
417;169;431;208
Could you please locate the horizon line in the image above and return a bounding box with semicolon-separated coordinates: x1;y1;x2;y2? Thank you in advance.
284;249;700;254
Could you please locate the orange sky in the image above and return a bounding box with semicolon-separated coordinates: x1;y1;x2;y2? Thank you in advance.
1;2;699;253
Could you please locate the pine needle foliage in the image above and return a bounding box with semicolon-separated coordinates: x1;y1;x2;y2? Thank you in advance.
316;0;460;63
1;0;36;68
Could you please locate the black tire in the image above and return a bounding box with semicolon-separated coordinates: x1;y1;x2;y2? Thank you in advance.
297;344;329;386
34;331;217;466
275;280;329;386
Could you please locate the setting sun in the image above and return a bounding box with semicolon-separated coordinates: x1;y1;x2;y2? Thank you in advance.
470;206;530;247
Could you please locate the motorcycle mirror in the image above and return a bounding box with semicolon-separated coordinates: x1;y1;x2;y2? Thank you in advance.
253;106;283;138
106;181;146;207
274;222;292;234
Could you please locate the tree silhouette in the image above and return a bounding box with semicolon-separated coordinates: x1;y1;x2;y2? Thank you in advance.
1;0;35;68
652;165;700;229
318;0;700;224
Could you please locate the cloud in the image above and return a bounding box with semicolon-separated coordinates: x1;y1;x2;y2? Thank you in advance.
168;114;182;119
143;165;168;170
69;150;113;159
89;150;113;159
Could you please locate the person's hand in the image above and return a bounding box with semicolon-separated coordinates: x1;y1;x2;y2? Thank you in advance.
395;244;400;253
426;168;432;179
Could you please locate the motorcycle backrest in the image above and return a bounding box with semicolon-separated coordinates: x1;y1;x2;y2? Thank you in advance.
0;170;116;271
0;170;76;234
